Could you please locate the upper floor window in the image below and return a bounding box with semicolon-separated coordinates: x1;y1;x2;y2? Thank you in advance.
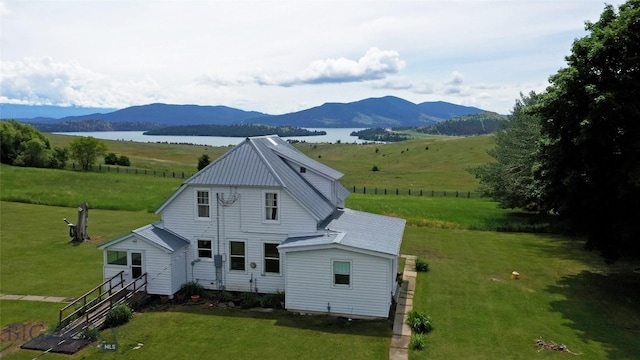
197;190;210;218
197;239;212;258
264;192;278;221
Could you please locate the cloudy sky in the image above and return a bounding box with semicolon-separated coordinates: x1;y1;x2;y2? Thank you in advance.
0;0;626;115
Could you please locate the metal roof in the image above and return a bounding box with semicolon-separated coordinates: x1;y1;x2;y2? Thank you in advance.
279;208;406;256
98;222;190;253
159;135;338;221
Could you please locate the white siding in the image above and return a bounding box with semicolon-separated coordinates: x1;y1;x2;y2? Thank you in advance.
284;248;394;318
102;236;177;296
239;187;317;234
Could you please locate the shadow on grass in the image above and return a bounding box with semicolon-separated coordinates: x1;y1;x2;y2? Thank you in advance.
139;301;392;338
545;270;640;359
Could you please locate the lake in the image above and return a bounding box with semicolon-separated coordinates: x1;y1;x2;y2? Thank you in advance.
54;128;370;146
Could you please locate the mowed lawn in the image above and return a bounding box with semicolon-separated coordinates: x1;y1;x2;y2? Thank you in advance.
1;200;639;359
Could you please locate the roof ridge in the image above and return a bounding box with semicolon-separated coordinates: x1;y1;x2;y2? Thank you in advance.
248;137;286;187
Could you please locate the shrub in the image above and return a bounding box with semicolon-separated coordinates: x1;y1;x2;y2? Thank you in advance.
240;292;260;309
197;154;211;171
81;327;100;341
406;309;433;334
104;153;118;165
410;333;426;350
259;291;285;308
104;304;133;328
371;165;380;172
117;155;130;166
180;281;205;298
415;257;429;272
218;290;233;302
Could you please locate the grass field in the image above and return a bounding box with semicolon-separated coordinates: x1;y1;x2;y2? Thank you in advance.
1;134;639;359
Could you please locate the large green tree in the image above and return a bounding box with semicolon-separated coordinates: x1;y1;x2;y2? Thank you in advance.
534;1;640;260
0;120;67;168
69;136;108;170
472;92;543;211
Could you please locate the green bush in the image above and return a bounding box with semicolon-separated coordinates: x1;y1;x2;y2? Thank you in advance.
104;304;133;328
117;155;130;166
180;281;205;298
104;153;118;165
406;309;433;334
218;290;234;302
240;292;260;309
410;333;426;350
259;291;285;308
415;257;429;272
81;327;100;341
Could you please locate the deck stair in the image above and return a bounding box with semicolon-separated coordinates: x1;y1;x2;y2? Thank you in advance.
21;271;148;355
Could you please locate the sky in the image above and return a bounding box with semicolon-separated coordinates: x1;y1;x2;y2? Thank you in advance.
0;0;627;115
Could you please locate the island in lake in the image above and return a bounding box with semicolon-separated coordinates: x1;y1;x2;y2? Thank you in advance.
144;124;327;137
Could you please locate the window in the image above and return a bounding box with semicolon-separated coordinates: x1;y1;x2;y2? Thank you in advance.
131;252;143;278
265;192;278;221
229;241;245;271
198;240;212;258
300;167;306;173
107;250;127;265
264;243;280;274
333;261;351;286
197;190;210;218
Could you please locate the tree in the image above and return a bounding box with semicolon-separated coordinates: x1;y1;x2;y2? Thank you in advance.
0;120;66;169
197;154;211;171
533;0;640;260
471;92;544;211
69;136;107;170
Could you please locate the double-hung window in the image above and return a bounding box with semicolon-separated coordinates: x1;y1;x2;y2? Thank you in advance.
197;240;212;259
264;243;280;274
229;241;245;271
197;190;210;218
264;192;278;221
333;261;351;286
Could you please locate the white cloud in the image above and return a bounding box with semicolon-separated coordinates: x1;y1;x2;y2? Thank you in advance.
0;57;164;108
0;0;629;115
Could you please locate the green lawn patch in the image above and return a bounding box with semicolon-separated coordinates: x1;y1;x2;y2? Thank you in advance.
0;202;159;297
405;227;640;360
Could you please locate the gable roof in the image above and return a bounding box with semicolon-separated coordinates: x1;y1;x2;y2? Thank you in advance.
156;135;342;221
279;208;406;257
98;222;190;253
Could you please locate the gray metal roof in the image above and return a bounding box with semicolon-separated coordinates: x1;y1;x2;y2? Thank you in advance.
161;135;338;221
279;209;406;256
99;222;190;253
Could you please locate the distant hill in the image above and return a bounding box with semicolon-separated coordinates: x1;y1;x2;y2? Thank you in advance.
3;97;490;131
413;112;509;136
251;96;485;128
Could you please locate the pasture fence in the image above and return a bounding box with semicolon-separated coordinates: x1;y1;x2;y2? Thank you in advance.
68;163;482;198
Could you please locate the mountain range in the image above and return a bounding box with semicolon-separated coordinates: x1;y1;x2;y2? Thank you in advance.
1;96;488;130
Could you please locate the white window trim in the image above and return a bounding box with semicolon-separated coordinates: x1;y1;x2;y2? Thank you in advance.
262;242;281;276
331;259;352;289
195;189;211;220
262;190;280;224
228;240;247;272
196;238;214;260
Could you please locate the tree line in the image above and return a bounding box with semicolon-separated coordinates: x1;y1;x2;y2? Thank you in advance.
471;0;640;261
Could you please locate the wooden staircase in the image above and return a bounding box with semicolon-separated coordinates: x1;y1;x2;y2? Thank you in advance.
21;272;148;355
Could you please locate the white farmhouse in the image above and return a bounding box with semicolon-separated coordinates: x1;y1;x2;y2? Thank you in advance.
98;135;406;318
